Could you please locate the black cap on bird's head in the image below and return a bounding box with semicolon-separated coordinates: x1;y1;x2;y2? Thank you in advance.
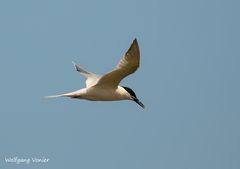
122;86;145;109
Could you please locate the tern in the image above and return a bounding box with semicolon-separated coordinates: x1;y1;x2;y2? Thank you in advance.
46;38;144;108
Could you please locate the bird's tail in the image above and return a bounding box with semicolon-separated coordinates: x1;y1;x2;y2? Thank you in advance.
44;94;66;99
45;90;82;99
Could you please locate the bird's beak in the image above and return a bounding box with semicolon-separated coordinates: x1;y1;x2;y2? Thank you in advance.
133;97;145;109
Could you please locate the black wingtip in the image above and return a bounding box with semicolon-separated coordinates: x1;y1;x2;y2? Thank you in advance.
133;38;137;43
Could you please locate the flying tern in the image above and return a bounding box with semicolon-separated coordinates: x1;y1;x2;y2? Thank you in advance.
46;38;144;108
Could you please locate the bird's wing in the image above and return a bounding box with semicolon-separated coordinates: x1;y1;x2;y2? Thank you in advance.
72;62;101;88
94;38;140;88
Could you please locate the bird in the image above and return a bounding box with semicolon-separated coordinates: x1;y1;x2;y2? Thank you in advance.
46;38;144;108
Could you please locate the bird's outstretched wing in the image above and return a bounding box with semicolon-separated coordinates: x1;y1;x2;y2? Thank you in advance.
72;62;100;88
95;38;140;88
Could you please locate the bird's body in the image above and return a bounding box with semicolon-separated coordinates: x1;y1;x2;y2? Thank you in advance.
46;38;144;108
76;86;131;101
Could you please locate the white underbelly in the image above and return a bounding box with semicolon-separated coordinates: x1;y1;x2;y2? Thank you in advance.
83;87;127;101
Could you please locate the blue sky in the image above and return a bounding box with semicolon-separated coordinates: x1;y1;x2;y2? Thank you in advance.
0;0;239;169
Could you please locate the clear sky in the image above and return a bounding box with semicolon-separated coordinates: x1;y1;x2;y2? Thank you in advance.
0;0;239;169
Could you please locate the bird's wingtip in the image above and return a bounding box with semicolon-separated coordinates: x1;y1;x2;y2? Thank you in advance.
72;61;80;71
72;61;76;66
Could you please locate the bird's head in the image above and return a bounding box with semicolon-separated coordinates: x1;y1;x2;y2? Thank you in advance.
122;86;145;109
